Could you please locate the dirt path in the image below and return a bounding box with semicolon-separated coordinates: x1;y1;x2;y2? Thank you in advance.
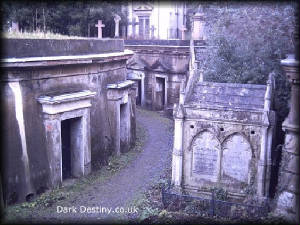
6;108;173;223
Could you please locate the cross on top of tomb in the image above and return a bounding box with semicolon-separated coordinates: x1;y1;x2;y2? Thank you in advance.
95;20;105;38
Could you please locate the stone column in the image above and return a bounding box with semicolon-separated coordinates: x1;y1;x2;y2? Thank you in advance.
171;104;184;187
192;12;205;40
43;115;62;188
180;26;187;40
114;14;121;38
276;54;299;222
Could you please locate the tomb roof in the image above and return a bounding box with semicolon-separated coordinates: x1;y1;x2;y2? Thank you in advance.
186;81;267;111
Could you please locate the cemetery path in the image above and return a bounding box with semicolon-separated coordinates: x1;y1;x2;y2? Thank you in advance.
17;108;173;223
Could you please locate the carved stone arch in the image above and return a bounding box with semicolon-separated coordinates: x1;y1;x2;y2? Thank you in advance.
221;132;253;185
190;130;221;182
221;131;255;156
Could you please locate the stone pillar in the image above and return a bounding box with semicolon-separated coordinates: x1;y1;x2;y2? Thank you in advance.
114;14;121;38
180;26;187;40
192;12;205;40
276;54;299;222
171;104;184;187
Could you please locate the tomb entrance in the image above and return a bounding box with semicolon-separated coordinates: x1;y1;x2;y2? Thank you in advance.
37;90;96;187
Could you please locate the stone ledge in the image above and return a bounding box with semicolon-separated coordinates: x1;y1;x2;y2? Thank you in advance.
1;38;124;58
37;90;96;104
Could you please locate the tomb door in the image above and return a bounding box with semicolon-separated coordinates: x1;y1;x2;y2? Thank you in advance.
136;80;142;105
120;102;130;153
155;77;165;110
221;134;252;186
191;131;221;182
61;117;83;180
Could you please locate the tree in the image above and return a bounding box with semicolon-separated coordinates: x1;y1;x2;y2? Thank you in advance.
1;0;128;37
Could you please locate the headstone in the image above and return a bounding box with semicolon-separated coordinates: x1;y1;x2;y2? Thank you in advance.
191;131;220;182
95;20;105;38
114;14;121;38
222;134;251;183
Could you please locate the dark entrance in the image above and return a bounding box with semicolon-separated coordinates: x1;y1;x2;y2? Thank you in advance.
136;80;142;105
61;117;82;180
61;119;71;179
120;103;130;153
155;77;165;110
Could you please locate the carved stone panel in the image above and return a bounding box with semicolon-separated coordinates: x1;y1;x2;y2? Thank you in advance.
221;134;252;184
191;131;220;182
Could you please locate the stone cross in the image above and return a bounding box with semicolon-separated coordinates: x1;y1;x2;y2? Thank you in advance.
95;20;105;38
150;25;156;39
114;14;121;38
180;26;187;40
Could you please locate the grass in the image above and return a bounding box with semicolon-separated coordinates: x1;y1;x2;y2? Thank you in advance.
3;121;147;223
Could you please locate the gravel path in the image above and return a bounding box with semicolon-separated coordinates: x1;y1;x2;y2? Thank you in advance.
11;108;173;223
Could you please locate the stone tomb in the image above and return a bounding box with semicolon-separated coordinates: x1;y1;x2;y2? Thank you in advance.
107;80;136;155
125;40;193;111
1;38;134;204
172;77;276;201
127;70;145;106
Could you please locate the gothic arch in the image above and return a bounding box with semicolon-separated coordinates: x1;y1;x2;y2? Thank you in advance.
221;132;252;184
190;130;221;182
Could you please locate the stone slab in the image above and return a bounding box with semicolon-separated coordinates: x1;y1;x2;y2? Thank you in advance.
2;38;124;58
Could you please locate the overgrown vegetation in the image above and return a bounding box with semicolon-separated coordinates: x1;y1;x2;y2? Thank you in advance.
196;2;296;124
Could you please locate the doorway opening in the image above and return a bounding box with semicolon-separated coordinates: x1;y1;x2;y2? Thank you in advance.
120;103;130;153
155;77;166;110
61;117;83;180
136;80;142;105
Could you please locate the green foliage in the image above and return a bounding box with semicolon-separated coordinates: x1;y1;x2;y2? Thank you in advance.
1;0;127;37
198;2;295;122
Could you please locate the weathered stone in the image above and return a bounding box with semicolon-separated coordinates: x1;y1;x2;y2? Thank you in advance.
2;38;124;58
1;38;135;204
172;45;275;202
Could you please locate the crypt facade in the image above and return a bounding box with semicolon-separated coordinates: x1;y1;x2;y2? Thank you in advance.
1;38;136;204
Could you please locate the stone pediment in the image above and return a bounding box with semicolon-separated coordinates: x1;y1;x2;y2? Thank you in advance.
127;57;148;70
149;60;171;72
133;3;153;11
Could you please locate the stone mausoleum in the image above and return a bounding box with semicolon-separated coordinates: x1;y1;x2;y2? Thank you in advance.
171;59;276;201
1;38;136;204
125;39;206;112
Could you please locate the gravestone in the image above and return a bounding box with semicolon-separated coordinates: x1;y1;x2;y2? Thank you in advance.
191;131;220;182
95;20;105;38
222;134;252;183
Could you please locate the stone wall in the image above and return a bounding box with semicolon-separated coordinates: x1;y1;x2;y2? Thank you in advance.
1;38;134;204
125;40;193;111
